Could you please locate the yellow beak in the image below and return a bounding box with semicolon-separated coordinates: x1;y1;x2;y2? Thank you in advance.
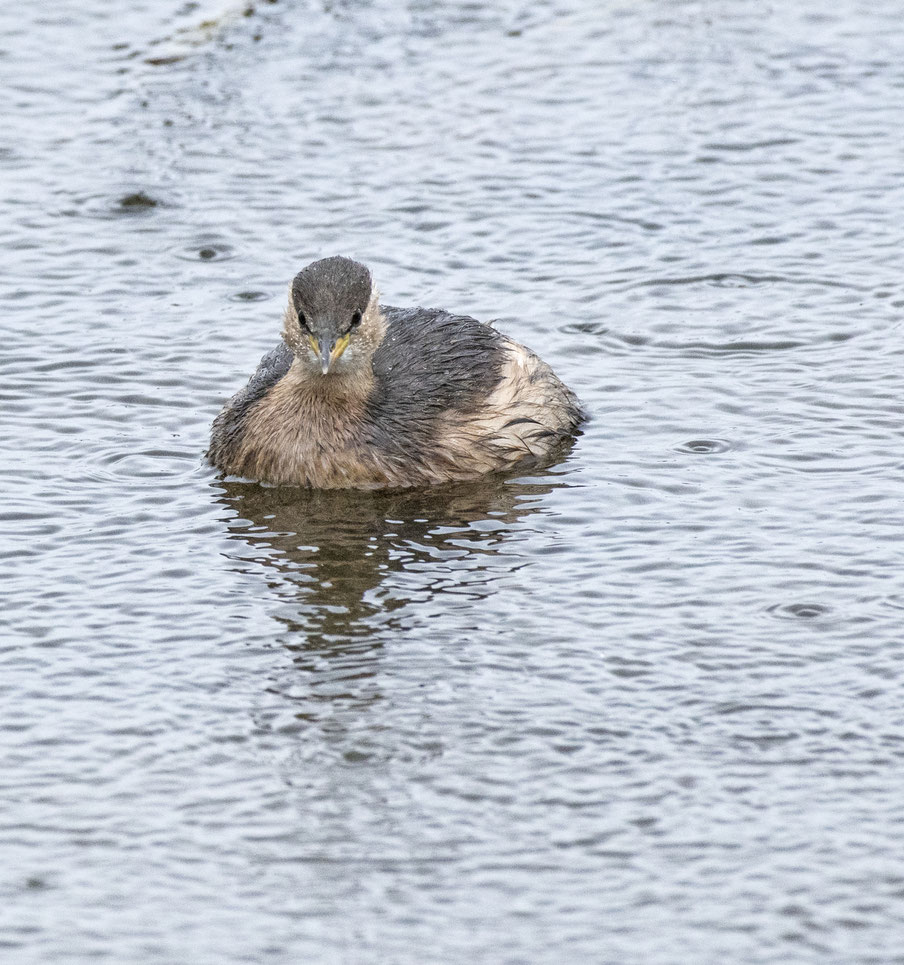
309;332;350;374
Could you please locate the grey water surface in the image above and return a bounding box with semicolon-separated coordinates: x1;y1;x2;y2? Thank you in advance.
3;1;904;962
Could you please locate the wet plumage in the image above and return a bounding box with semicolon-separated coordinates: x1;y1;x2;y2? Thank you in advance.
208;257;584;489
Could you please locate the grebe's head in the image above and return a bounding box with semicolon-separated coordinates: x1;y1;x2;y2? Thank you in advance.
283;256;383;376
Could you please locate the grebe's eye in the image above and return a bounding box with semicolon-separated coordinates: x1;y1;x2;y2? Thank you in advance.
297;311;309;331
350;310;363;329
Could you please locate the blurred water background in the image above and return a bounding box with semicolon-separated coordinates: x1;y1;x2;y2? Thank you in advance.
3;0;904;961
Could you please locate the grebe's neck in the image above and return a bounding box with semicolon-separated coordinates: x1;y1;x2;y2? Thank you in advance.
281;355;376;407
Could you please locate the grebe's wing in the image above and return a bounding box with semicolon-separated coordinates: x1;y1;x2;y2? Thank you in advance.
208;342;293;465
372;306;504;414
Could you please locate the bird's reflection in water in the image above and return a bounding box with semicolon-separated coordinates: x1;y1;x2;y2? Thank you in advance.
216;476;561;635
214;474;564;735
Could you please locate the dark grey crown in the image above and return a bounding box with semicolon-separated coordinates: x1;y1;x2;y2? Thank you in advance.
290;256;372;338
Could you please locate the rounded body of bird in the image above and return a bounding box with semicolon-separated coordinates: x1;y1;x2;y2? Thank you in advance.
208;258;584;489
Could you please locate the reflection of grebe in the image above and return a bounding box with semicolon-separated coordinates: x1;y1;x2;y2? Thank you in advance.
208;257;584;489
215;477;562;638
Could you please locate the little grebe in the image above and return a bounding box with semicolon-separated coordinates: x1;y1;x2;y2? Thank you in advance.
208;256;584;489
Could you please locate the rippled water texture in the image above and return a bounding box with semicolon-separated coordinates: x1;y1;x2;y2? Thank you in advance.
3;1;904;962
